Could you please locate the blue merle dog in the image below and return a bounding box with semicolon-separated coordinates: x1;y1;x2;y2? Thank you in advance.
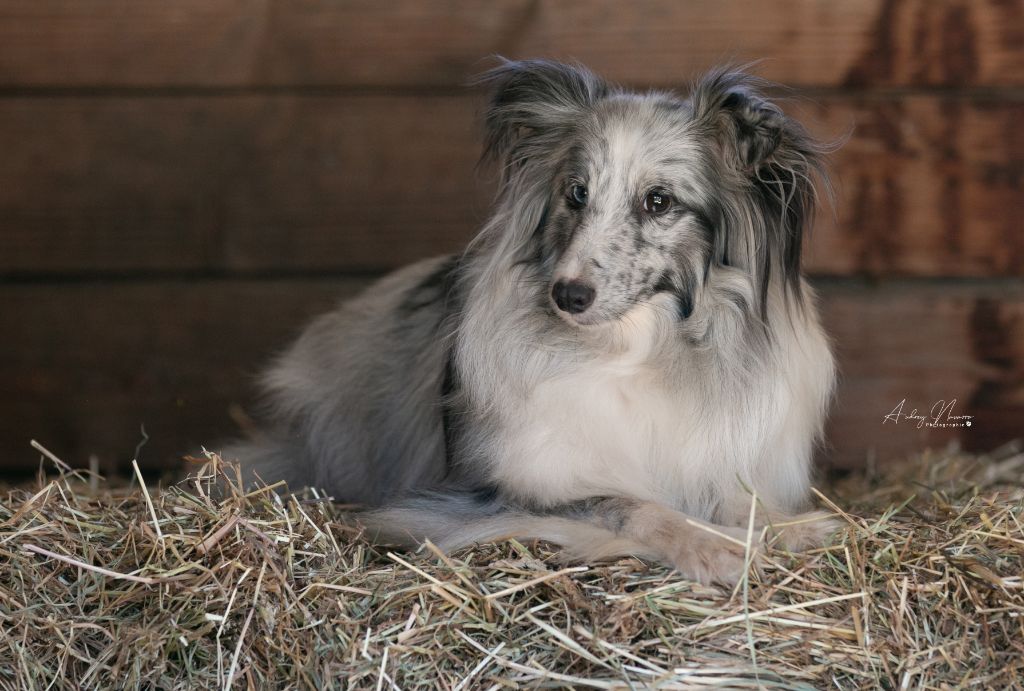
224;60;838;584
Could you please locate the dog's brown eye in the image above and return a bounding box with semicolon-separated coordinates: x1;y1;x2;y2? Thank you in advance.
643;189;673;215
567;183;588;208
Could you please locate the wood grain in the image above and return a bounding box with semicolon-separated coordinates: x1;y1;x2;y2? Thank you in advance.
0;95;489;274
1;1;1020;88
0;279;365;477
800;96;1024;277
820;280;1024;468
0;94;1020;277
1;278;1020;474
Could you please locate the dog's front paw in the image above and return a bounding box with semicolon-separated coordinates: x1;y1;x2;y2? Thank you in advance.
668;524;761;586
767;511;841;552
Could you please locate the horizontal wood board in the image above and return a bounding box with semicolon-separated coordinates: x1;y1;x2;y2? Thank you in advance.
1;278;1020;475
1;1;1021;88
1;95;1020;277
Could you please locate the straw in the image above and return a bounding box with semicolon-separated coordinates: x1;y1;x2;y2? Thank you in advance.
1;442;1022;688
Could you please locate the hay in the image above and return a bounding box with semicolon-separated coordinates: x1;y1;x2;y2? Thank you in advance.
2;443;1023;690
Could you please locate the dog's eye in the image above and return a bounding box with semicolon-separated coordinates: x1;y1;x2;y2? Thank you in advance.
567;183;589;209
643;189;673;215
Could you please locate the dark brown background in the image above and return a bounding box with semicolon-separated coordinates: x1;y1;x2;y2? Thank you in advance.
1;1;1021;479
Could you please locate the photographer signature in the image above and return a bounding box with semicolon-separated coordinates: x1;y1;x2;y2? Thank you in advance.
883;398;973;428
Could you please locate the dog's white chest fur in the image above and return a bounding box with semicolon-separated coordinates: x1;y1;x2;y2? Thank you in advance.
479;298;827;523
502;363;694;505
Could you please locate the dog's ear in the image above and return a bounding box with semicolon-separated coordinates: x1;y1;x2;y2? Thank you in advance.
475;58;609;170
690;68;831;312
689;67;812;173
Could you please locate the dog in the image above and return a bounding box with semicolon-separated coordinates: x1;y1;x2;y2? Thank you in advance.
224;59;838;585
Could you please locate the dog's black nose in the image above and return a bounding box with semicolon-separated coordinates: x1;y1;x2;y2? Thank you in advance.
552;280;596;314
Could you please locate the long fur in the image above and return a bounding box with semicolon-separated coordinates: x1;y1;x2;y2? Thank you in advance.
222;59;838;585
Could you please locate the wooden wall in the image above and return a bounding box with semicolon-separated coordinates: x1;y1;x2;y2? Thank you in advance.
1;1;1021;477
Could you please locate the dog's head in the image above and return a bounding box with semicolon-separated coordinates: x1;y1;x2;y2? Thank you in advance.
478;59;830;328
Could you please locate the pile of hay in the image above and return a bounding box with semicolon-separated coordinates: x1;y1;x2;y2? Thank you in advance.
2;443;1023;689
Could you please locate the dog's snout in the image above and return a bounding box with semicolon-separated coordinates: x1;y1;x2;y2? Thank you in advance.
552;280;596;315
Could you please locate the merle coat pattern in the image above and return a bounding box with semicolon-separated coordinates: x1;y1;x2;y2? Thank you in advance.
225;60;838;584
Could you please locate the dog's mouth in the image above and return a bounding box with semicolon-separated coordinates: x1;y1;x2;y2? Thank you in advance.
552;305;607;327
551;290;693;329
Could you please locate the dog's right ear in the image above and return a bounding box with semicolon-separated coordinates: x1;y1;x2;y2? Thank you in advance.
475;58;609;171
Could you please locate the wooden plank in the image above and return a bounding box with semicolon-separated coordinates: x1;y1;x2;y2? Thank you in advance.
0;98;226;273
800;96;1024;277
0;94;1020;277
0;95;489;274
819;280;1024;469
0;1;1021;89
0;279;366;477
1;278;1020;475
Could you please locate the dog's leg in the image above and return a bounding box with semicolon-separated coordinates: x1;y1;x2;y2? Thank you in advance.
360;491;757;585
562;497;760;585
756;509;840;552
716;497;840;553
358;489;658;561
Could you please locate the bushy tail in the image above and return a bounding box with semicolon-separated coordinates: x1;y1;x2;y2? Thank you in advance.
358;489;658;562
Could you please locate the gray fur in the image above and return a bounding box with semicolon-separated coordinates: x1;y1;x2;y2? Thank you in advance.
221;59;838;584
232;258;457;504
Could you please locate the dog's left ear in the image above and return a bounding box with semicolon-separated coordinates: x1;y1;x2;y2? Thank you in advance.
690;68;817;174
690;68;831;309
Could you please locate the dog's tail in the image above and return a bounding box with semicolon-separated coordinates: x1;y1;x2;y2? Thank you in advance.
358;488;658;562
